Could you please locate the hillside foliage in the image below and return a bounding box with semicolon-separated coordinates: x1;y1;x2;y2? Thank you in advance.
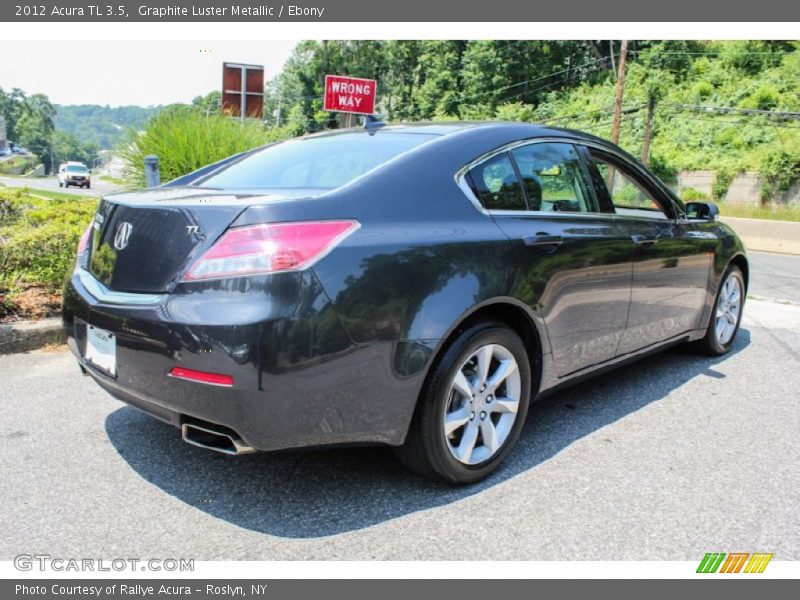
264;40;800;199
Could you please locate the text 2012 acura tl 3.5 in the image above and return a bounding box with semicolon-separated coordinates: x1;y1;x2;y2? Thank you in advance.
63;122;748;484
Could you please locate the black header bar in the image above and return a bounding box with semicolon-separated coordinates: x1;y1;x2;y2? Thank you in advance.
3;0;799;22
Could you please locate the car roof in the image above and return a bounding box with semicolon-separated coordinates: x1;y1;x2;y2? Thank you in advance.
301;120;610;145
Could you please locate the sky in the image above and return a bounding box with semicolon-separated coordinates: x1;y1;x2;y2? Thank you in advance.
0;40;298;106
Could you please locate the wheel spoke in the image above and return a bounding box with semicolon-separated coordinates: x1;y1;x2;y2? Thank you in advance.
716;318;726;340
490;396;519;414
486;359;518;394
452;371;473;399
475;345;493;385
480;419;500;454
444;406;470;436
455;419;480;463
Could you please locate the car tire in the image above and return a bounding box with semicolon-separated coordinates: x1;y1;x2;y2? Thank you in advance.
395;321;532;485
693;265;745;356
86;184;90;189
58;182;63;188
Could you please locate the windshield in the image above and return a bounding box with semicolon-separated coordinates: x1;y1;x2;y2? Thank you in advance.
67;165;88;173
195;132;436;190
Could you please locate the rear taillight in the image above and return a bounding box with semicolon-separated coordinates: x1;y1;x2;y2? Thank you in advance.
183;220;359;282
77;224;92;256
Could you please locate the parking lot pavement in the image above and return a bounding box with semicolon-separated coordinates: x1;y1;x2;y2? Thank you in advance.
1;298;798;561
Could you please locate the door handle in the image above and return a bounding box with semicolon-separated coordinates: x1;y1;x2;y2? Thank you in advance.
631;234;658;246
523;233;563;247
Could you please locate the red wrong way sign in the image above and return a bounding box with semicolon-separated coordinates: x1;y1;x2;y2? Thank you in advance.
324;75;377;115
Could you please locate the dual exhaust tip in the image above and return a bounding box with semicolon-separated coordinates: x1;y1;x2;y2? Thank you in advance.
181;421;255;455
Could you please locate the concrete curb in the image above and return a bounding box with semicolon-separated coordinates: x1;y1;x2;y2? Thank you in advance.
720;217;800;255
0;317;65;354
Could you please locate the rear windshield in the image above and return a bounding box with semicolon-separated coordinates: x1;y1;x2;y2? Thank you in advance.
195;132;435;190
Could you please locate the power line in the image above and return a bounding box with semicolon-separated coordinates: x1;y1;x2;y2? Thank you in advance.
662;102;800;119
442;56;611;109
657;113;800;130
629;50;796;56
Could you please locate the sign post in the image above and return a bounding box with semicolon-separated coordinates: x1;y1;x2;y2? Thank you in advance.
222;62;265;121
324;75;377;126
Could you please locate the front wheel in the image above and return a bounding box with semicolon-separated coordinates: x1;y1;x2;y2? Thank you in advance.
395;321;532;485
693;265;745;355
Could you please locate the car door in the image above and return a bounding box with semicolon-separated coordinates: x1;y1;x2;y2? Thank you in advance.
464;141;633;378
582;147;715;355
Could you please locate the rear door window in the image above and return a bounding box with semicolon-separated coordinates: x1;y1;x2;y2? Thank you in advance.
510;142;594;213
466;152;527;211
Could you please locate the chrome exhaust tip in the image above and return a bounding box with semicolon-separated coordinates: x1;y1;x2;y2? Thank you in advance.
181;422;255;455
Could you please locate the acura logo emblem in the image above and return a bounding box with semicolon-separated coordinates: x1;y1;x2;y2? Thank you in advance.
113;222;133;251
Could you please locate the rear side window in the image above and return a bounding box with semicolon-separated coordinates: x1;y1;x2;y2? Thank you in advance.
196;132;436;190
467;153;526;211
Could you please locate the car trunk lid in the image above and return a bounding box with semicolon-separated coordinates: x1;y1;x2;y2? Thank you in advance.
88;187;318;293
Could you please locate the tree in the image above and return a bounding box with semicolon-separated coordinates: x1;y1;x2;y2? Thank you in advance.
191;91;222;116
52;130;99;168
412;41;466;119
0;87;28;142
15;94;56;172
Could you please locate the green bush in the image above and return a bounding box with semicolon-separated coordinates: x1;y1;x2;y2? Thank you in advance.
495;102;536;123
740;85;781;111
648;154;677;182
118;106;295;186
0;188;96;295
680;187;710;201
712;166;738;201
759;141;800;200
691;81;714;101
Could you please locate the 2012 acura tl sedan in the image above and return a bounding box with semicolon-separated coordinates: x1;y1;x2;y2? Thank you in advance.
63;122;748;484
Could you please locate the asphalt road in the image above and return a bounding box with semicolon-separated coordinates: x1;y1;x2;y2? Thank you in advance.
748;251;800;304
0;174;122;197
1;296;798;560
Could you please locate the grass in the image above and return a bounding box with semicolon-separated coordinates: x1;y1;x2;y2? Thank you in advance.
99;174;126;185
718;203;800;222
22;187;99;201
0;155;38;175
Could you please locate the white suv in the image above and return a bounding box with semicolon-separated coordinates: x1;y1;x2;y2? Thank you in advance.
58;162;91;189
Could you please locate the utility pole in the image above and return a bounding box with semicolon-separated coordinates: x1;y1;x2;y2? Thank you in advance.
641;95;656;165
610;39;628;145
609;40;616;78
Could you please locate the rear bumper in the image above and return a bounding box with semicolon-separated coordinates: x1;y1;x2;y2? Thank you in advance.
63;268;431;451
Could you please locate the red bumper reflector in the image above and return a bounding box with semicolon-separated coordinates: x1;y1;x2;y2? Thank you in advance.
169;367;234;387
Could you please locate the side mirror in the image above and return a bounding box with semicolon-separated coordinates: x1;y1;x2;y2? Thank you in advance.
685;201;720;222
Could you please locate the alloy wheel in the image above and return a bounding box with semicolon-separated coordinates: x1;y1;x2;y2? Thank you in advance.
715;273;742;345
442;343;522;465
